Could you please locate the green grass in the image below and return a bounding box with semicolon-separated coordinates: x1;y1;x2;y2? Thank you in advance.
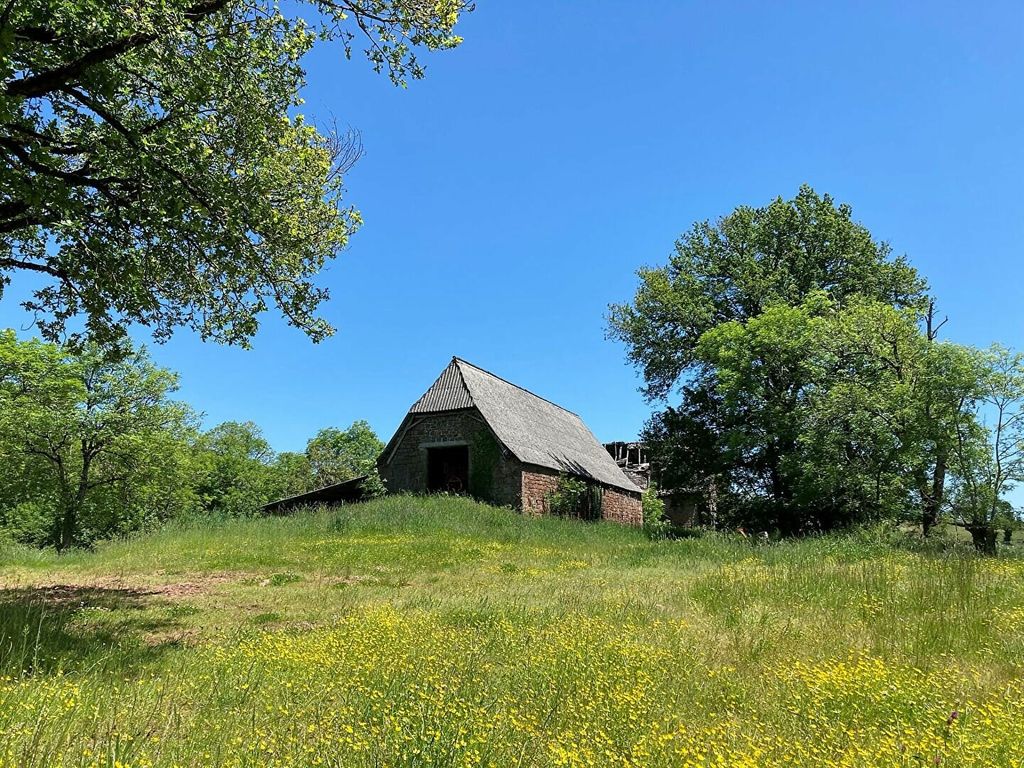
1;495;1023;767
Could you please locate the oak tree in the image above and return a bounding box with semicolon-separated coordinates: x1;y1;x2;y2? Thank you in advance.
0;0;470;346
611;188;934;531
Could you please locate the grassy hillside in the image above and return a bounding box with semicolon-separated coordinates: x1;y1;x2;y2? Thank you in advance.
1;496;1023;767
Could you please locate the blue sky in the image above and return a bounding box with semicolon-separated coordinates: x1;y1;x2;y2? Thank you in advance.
2;1;1022;452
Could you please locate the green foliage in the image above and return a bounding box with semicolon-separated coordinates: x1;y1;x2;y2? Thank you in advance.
305;421;385;497
0;0;470;347
0;330;200;548
677;293;987;533
608;185;928;401
0;330;391;547
545;474;586;517
641;483;668;539
271;452;315;499
194;421;280;518
545;474;601;520
194;419;389;516
610;187;997;536
0;499;52;547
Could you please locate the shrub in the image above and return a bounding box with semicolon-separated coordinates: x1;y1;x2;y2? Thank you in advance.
642;484;669;539
546;475;601;520
0;500;57;547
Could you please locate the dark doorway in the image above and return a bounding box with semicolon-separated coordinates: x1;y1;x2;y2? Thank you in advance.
427;445;469;493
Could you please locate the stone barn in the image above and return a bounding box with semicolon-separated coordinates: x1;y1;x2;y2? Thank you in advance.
378;358;642;525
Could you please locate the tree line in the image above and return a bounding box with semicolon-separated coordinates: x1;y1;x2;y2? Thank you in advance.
0;331;384;550
0;0;1014;555
610;186;1024;552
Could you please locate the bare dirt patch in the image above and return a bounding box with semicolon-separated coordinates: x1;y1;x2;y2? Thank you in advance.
0;573;250;605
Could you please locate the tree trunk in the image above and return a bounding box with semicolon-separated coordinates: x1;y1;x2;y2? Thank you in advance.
921;498;938;537
57;448;92;552
967;525;997;555
921;451;947;537
57;502;77;552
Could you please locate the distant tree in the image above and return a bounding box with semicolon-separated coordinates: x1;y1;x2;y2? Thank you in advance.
0;0;470;347
271;451;315;499
305;421;385;495
0;331;197;549
306;421;383;485
948;345;1024;553
195;421;279;516
639;288;980;533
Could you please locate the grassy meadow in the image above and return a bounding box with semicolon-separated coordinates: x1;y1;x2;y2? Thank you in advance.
1;496;1024;767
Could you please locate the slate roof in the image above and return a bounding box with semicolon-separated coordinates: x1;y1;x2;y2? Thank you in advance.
403;358;641;494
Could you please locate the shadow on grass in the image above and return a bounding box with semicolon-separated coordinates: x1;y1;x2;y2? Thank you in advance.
0;585;189;676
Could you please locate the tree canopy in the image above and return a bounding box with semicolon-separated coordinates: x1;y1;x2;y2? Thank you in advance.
0;0;470;347
0;331;198;547
608;185;928;400
306;421;384;486
610;187;1019;541
0;331;389;548
195;420;279;518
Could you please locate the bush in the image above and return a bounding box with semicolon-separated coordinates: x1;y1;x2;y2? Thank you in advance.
546;475;601;520
0;500;53;547
642;484;669;540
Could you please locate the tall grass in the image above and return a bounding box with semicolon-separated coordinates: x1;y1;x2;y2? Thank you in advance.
1;495;1023;766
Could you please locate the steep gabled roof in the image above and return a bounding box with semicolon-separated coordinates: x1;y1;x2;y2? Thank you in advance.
404;357;641;493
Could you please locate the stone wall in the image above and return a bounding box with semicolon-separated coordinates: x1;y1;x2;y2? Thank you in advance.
520;466;560;515
663;492;700;528
602;486;643;526
378;409;521;507
520;465;642;525
379;410;641;525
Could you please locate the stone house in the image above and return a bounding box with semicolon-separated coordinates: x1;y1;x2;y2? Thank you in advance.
378;358;642;525
604;440;715;528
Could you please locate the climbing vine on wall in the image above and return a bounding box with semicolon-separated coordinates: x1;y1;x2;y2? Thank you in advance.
469;430;500;500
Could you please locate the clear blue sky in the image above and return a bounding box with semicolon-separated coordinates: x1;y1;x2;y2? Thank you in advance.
2;1;1022;453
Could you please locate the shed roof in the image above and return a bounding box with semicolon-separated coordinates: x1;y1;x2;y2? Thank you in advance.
402;358;641;494
262;476;368;515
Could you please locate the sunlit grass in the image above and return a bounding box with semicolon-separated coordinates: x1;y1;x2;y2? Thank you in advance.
1;495;1023;766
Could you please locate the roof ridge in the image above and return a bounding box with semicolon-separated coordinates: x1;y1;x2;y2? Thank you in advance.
452;357;582;418
451;356;476;408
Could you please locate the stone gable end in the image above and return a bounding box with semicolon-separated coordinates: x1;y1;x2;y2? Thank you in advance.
380;410;641;526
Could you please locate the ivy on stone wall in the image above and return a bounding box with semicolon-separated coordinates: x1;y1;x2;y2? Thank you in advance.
469;430;501;500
